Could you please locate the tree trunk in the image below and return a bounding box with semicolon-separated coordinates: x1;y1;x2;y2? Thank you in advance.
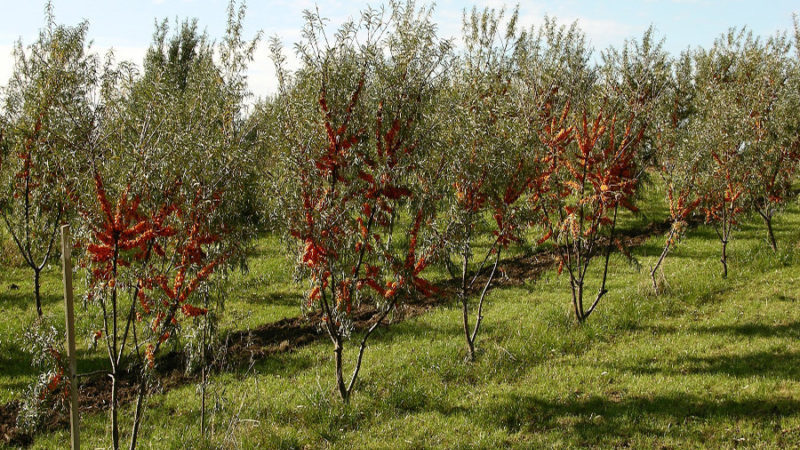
34;268;42;317
460;249;474;361
570;279;581;323
572;279;585;323
720;239;728;279
582;205;618;321
129;375;146;450
200;366;207;438
334;342;349;403
111;373;120;450
650;228;675;294
462;296;475;362
764;214;777;252
467;247;501;361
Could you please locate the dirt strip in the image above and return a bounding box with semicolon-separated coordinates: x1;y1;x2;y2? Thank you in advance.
1;218;671;447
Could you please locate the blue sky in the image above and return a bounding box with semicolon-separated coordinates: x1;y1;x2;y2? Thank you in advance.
1;0;798;97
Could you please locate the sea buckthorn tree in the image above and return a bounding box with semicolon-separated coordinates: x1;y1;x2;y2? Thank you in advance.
73;4;258;447
537;106;645;323
649;51;703;292
692;29;785;277
0;8;96;316
270;1;449;402
598;27;671;168
441;7;544;362
740;32;800;251
522;26;661;323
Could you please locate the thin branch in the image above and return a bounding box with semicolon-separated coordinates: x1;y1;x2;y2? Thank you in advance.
585;204;618;319
1;210;35;267
346;299;396;396
470;246;501;344
467;237;499;291
37;204;63;271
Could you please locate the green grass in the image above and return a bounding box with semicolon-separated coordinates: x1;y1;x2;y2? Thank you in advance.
3;184;800;448
0;235;302;405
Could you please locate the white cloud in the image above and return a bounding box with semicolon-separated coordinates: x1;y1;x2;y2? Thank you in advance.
0;1;647;100
0;45;14;88
571;16;645;49
93;45;148;66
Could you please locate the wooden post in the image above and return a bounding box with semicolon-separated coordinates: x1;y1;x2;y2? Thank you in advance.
61;224;80;450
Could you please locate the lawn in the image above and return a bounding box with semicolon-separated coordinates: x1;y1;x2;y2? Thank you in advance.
2;183;800;448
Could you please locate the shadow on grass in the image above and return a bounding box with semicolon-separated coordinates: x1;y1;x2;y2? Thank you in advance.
1;343;114;397
615;348;800;379
0;288;62;314
631;321;800;339
251;351;317;378
696;321;800;338
0;344;39;382
368;315;472;344
482;391;799;446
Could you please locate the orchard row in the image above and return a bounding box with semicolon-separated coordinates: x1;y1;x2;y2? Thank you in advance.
1;1;799;447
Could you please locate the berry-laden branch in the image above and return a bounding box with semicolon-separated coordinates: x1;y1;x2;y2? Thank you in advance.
537;104;645;323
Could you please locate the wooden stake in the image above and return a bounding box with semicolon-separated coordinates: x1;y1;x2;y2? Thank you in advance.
61;224;80;450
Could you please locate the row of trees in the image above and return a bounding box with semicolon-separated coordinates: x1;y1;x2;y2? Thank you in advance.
265;2;800;405
2;1;800;446
1;3;260;447
650;27;800;284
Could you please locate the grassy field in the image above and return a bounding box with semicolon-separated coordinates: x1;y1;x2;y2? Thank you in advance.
2;183;800;448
